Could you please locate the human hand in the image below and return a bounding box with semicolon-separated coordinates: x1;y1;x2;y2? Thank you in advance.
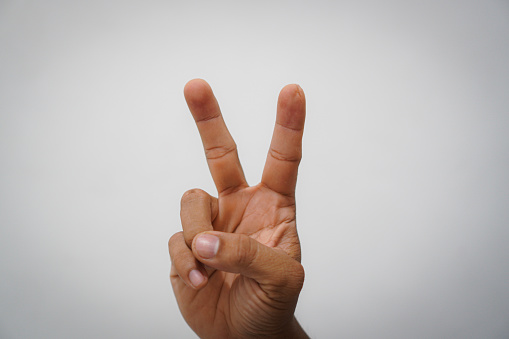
169;79;308;338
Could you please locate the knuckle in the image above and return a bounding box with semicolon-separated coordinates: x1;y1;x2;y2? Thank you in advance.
236;235;258;269
181;188;207;204
168;232;183;250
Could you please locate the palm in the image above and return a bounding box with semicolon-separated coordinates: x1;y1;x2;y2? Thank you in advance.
172;185;300;336
170;79;306;338
219;186;300;257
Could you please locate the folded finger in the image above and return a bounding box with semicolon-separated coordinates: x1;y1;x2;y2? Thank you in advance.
180;188;218;248
168;232;208;289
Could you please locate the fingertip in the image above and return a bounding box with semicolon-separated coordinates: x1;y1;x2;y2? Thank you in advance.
184;78;209;90
277;84;306;130
184;78;213;105
279;84;305;104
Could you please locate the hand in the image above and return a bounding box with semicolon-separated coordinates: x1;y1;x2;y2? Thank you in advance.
169;79;308;338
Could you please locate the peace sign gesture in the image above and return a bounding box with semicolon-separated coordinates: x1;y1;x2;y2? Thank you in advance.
169;79;308;338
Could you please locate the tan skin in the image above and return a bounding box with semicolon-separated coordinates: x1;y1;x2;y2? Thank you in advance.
169;79;308;338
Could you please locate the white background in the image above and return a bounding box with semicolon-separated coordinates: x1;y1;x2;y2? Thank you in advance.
1;1;508;338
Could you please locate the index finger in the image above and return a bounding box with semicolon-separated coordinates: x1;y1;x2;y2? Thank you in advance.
184;79;248;195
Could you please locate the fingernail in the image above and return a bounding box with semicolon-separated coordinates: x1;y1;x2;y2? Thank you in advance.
189;269;204;287
195;234;219;259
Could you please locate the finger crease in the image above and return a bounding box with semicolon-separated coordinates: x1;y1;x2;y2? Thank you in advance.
205;145;237;160
218;183;247;196
269;148;301;163
276;121;303;133
195;113;221;123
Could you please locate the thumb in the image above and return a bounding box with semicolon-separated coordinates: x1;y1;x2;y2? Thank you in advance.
191;231;304;299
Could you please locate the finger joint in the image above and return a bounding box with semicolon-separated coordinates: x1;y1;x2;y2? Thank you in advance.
269;147;301;163
205;144;237;160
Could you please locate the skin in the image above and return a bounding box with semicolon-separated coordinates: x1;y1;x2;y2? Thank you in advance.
169;79;308;339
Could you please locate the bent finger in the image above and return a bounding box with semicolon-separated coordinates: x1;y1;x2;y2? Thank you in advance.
180;188;218;248
168;232;208;289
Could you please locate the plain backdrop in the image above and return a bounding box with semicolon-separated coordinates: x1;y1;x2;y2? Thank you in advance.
1;0;508;338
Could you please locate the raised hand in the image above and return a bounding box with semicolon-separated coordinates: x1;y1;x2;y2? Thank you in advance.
169;79;308;338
